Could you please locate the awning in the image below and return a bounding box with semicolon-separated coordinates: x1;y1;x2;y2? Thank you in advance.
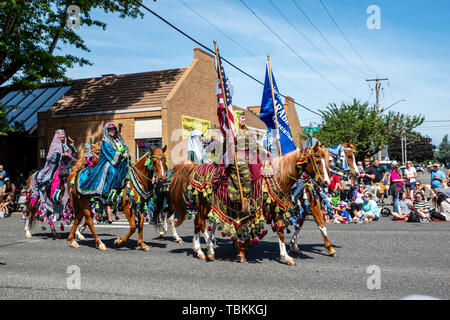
134;117;162;139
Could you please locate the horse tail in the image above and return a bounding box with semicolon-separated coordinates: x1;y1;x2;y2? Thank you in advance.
170;162;197;227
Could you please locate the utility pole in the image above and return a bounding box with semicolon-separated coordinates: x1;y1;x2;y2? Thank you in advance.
366;78;388;160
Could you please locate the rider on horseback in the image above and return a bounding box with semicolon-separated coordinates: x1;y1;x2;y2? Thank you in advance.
35;129;77;214
76;123;130;205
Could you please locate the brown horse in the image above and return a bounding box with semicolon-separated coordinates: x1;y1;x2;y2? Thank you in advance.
67;146;167;251
170;142;330;265
23;144;101;239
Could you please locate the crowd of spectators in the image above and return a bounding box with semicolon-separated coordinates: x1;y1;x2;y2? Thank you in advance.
0;163;29;219
321;159;450;224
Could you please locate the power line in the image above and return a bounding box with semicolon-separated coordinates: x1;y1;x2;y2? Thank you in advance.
239;0;353;98
291;0;373;78
268;0;361;81
130;0;323;116
319;0;378;76
177;0;323;103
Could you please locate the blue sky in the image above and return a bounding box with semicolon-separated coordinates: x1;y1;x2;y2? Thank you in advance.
61;0;450;145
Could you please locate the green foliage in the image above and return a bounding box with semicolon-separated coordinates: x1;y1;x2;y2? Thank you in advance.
0;0;147;91
388;132;436;163
315;99;424;160
435;135;450;165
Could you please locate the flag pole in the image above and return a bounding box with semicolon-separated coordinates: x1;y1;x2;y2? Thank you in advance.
214;40;245;208
267;55;283;156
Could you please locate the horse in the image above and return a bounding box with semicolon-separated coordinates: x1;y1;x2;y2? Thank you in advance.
327;140;360;179
288;181;337;257
24;151;79;239
67;146;167;251
169;142;330;265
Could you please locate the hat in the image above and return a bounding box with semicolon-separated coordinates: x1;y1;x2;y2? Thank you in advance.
107;123;116;129
4;177;10;182
391;160;398;165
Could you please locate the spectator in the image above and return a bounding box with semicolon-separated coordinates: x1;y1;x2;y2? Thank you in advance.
372;159;388;205
429;163;446;208
2;177;16;202
392;192;413;221
355;192;379;223
14;172;27;192
18;189;28;221
351;184;366;221
412;192;432;222
389;164;403;215
1;194;15;217
0;197;7;218
0;164;8;197
360;158;376;194
436;180;450;198
404;161;417;200
413;180;425;198
331;202;351;224
340;177;354;202
436;192;450;221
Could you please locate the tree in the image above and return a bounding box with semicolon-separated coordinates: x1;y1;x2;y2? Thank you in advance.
314;99;424;160
388;132;436;163
0;0;151;90
435;134;450;166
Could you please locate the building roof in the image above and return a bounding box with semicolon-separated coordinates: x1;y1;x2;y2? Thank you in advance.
52;68;186;115
0;68;186;133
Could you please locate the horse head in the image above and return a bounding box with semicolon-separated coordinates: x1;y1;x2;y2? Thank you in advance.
148;145;168;182
342;140;360;178
306;141;331;187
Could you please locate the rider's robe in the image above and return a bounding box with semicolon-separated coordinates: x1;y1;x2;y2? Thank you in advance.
33;130;77;214
76;124;129;203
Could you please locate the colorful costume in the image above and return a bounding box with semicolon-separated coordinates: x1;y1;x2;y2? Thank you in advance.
33;129;77;215
76;123;129;204
187;130;206;164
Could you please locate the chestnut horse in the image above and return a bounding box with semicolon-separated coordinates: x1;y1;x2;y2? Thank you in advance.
67;146;167;251
169;142;330;265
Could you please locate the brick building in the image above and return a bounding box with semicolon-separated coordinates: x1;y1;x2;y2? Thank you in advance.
1;48;304;172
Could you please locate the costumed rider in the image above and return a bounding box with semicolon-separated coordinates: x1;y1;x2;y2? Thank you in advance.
225;110;270;212
76;123;130;222
34;129;77;230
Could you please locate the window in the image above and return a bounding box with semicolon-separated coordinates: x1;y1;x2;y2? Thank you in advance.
136;138;162;159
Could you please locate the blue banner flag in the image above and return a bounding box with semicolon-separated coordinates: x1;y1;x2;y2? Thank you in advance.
260;66;296;156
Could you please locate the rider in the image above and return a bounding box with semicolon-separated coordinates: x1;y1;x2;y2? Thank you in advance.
187;130;207;164
76;123;130;207
35;129;77;215
226;110;270;207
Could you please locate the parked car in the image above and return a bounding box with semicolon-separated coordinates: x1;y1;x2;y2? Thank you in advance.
414;164;424;173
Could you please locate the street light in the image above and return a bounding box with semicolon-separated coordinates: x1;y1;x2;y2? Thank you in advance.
383;99;406;112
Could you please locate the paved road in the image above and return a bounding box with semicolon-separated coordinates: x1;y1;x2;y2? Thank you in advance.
0;209;449;300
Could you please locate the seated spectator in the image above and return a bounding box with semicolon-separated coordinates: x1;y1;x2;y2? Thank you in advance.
350;184;366;220
0;197;7;218
436;180;450;198
18;189;28;221
412;192;432;222
331;202;352;224
360;192;380;222
0;194;14;217
2;177;16;201
436;192;450;221
392;192;413;221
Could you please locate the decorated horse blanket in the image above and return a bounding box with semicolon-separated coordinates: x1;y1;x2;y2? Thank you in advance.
187;163;292;242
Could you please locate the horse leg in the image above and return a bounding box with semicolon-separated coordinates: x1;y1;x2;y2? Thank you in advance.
276;220;295;266
157;211;168;238
137;214;151;252
310;203;337;257
167;212;183;243
67;200;85;248
24;213;32;238
289;215;306;255
236;239;251;263
77;196;106;250
114;206;136;247
193;212;206;260
210;221;217;245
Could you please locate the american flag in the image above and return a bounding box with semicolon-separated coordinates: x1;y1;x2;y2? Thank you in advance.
215;47;236;140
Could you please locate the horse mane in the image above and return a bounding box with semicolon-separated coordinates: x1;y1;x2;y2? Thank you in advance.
273;149;300;191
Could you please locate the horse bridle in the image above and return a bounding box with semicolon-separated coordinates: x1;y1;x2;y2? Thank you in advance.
297;148;326;185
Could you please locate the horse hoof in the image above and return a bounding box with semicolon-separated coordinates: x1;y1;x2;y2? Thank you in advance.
176;238;184;244
138;245;151;252
76;235;86;241
98;243;107;251
286;259;296;266
207;253;215;261
70;241;80;248
114;238;122;246
237;256;247;263
157;232;164;238
25;234;32;239
197;253;206;260
329;252;337;257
